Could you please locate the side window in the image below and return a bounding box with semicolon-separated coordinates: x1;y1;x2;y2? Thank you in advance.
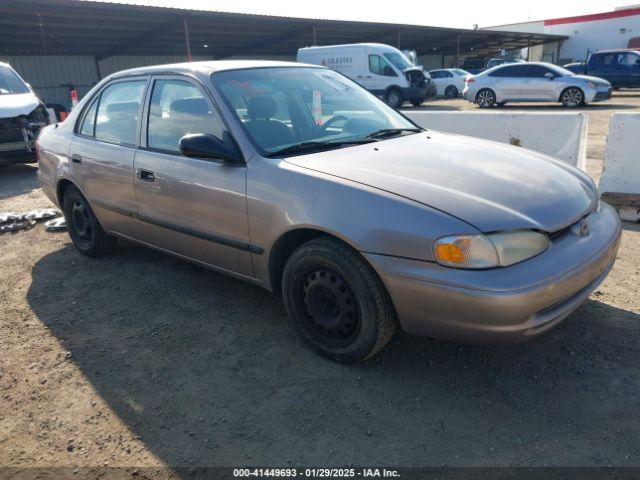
78;98;98;136
592;53;616;67
520;65;552;78
147;79;224;153
443;71;453;78
620;53;640;67
489;65;521;77
368;55;397;77
94;80;146;145
429;71;442;79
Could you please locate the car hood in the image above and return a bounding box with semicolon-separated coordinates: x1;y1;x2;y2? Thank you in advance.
285;131;596;233
0;93;40;119
572;74;610;85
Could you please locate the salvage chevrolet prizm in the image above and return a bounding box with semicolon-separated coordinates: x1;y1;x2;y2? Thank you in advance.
37;61;621;363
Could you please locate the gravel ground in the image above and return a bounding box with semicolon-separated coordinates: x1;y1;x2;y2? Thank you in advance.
1;92;639;474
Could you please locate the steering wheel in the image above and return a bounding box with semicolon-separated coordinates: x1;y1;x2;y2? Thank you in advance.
319;114;349;133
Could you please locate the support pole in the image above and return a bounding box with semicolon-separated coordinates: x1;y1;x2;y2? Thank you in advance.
456;34;461;67
183;16;192;61
397;30;401;49
38;13;48;55
313;26;317;45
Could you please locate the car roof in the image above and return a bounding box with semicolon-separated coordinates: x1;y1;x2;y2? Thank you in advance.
109;60;320;79
593;48;640;54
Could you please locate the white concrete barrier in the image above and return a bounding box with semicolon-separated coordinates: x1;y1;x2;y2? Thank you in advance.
403;111;587;170
599;113;640;222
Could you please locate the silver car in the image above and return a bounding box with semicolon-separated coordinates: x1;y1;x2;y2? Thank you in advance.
37;61;621;363
463;62;613;108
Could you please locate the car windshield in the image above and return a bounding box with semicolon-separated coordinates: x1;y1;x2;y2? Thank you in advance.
211;67;419;156
0;65;30;95
383;52;413;71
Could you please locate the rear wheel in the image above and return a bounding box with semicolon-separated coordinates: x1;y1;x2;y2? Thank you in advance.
561;87;585;108
385;88;404;108
282;238;396;363
63;186;116;257
476;88;496;108
444;85;459;98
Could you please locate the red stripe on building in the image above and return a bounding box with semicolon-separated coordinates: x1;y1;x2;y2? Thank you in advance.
544;8;640;26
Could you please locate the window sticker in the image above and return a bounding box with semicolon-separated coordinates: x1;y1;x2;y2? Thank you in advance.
312;89;323;126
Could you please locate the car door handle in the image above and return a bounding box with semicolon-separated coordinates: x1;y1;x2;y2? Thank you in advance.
71;154;82;164
138;169;155;182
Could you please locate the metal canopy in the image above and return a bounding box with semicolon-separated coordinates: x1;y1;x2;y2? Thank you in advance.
0;0;567;60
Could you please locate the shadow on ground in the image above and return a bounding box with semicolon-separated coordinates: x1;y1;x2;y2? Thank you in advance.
27;242;640;467
0;164;40;202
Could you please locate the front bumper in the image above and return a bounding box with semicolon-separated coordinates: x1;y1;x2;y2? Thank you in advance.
586;86;612;103
0;142;37;165
401;86;429;102
365;203;622;345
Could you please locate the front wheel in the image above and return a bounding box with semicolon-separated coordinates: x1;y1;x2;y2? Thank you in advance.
476;88;496;108
63;186;117;257
385;88;404;108
282;238;396;363
561;87;585;108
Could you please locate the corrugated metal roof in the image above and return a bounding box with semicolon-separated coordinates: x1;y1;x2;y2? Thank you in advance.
0;0;566;59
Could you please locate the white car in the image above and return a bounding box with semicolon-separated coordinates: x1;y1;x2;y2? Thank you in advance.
462;62;612;108
427;68;471;98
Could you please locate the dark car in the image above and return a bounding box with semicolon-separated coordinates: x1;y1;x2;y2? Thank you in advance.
564;49;640;88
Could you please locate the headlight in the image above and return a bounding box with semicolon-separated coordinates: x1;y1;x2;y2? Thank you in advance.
587;81;598;89
433;231;549;269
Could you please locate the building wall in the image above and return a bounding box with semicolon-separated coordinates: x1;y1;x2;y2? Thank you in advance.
487;10;640;63
1;53;299;110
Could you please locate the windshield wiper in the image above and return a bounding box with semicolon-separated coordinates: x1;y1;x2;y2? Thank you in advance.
364;128;423;139
265;138;377;158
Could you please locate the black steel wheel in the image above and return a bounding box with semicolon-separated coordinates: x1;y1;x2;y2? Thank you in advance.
282;238;396;363
385;88;404;108
63;185;116;257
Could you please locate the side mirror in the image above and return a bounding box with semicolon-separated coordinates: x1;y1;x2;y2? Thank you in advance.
179;133;243;164
544;72;555;80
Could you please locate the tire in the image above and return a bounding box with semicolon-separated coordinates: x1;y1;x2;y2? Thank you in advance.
444;85;459;98
385;88;404;108
282;238;396;363
410;100;423;107
560;87;585;108
63;185;116;257
476;88;496;108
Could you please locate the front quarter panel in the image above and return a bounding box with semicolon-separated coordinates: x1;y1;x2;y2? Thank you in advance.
247;156;478;289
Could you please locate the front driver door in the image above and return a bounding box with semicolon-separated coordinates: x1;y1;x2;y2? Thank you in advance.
132;76;253;277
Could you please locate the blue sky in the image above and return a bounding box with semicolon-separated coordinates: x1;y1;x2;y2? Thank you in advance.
94;0;627;28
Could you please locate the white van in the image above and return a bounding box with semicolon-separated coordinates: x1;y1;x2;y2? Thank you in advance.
297;43;430;107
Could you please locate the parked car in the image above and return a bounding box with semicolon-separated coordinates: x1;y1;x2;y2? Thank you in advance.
564;49;640;88
0;61;51;166
463;62;612;108
428;68;471;97
37;61;621;363
484;58;525;70
297;43;432;107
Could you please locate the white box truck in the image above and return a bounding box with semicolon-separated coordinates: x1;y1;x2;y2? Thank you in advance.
297;43;432;107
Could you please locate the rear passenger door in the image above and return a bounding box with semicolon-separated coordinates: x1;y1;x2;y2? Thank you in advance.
589;53;619;85
69;78;149;235
132;75;253;277
488;65;523;100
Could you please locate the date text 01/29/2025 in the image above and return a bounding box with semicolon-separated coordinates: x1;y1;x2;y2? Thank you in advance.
233;468;401;478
